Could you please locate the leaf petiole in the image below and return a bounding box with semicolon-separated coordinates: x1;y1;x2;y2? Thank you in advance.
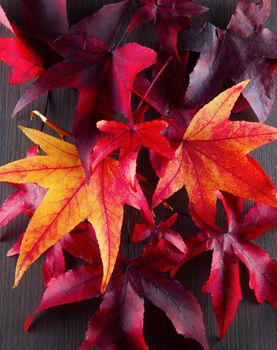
30;111;73;140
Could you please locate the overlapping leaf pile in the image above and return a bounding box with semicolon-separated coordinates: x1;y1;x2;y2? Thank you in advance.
0;0;276;349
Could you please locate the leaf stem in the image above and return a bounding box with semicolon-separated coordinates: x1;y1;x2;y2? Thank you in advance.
30;111;73;139
134;55;173;116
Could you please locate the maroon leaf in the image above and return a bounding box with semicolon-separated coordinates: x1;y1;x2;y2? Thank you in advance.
65;0;130;46
80;270;148;350
185;0;277;121
133;212;178;243
60;223;100;263
42;242;65;286
13;0;157;175
0;1;65;84
27;235;206;349
22;0;68;36
182;18;216;53
25;263;102;331
0;183;45;229
127;0;207;58
132;213;187;272
133;55;196;177
174;193;277;338
130;267;208;350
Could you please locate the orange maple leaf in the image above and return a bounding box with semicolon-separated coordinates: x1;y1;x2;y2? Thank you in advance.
0;127;152;292
153;81;277;224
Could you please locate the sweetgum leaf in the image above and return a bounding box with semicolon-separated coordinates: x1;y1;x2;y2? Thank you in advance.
80;271;148;350
25;263;103;332
0;5;44;83
132;213;187;272
131;267;208;350
0;128;152;292
127;0;208;58
7;222;100;264
12;0;157;177
0;183;45;228
22;0;68;35
42;242;65;286
185;0;277;121
133;53;196;177
0;1;64;83
92;119;174;187
0;37;45;83
26;229;206;349
60;223;100;264
0;147;46;231
132;212;179;242
153;81;277;226
173;193;277;338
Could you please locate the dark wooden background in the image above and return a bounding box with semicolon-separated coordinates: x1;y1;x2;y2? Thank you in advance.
0;1;276;349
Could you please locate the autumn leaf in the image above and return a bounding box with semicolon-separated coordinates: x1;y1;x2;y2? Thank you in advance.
133;53;193;143
127;0;207;58
153;81;277;225
59;223;100;264
24;262;103;333
92;119;174;187
182;17;216;53
42;242;65;286
132;52;196;177
12;0;157;177
8;222;100;265
0;0;67;83
132;212;179;242
26;240;207;350
185;0;277;121
173;192;277;338
0;146;46;231
131;212;187;273
0;127;152;292
0;0;276;347
21;0;68;36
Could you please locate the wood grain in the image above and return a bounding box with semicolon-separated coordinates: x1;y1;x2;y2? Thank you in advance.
0;1;276;349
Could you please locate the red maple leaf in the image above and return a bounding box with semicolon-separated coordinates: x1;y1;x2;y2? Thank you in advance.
173;192;277;339
185;0;277;121
127;0;207;58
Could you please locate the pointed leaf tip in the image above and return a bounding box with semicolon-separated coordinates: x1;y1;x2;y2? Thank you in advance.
240;79;250;89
